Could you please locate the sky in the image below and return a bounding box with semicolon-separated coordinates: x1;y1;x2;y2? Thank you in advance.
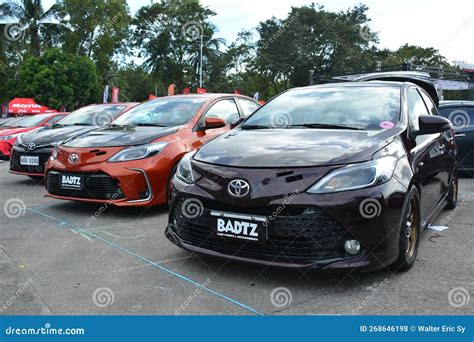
42;0;474;64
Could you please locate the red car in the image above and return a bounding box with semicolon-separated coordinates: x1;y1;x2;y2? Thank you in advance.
0;113;68;159
45;94;260;206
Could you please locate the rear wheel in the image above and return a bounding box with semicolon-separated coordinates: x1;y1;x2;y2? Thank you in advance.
392;186;421;272
445;174;458;210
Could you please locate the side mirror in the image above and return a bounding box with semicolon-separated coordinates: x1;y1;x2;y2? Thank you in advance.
204;117;226;129
414;115;451;136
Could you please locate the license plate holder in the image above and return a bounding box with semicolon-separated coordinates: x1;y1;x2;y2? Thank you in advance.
20;155;39;166
209;210;268;245
60;174;84;190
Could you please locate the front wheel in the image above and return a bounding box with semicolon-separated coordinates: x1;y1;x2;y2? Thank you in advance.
392;186;421;272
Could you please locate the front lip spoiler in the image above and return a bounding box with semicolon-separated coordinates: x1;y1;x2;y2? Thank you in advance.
165;228;370;270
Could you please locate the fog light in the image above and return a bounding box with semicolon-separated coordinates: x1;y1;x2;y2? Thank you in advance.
344;240;361;255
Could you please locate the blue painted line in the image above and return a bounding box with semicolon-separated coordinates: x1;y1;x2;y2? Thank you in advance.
26;207;264;316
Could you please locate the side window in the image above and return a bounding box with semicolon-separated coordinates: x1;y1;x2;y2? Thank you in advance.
204;99;240;124
45;115;64;126
407;88;429;131
419;91;439;116
237;98;259;117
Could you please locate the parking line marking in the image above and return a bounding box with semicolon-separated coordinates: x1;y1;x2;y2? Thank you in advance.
26;207;263;316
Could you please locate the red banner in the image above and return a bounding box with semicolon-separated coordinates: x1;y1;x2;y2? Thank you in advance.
183;88;190;95
8;98;56;115
167;84;175;96
111;87;120;103
197;88;207;94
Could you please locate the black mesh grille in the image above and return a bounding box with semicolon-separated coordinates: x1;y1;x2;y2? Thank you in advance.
170;197;352;263
46;171;125;200
10;150;51;174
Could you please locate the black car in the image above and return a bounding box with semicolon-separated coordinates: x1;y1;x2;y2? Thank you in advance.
439;100;474;172
166;75;457;272
10;103;137;179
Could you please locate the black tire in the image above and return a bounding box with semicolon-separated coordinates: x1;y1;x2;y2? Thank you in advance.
445;173;458;210
392;186;421;272
166;163;178;206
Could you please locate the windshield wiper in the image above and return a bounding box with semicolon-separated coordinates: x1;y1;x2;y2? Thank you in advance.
289;123;364;130
241;124;273;129
135;123;168;127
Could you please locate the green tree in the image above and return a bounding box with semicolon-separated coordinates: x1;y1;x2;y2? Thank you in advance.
8;48;100;109
1;0;61;56
382;44;450;67
132;0;223;90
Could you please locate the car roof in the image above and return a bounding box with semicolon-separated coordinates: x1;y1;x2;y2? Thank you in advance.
151;93;256;101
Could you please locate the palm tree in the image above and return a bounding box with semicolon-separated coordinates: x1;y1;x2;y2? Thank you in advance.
1;0;61;56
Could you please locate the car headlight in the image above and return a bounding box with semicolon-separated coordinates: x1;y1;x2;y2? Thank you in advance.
50;146;60;160
307;156;397;194
15;134;23;145
176;151;196;184
107;142;168;163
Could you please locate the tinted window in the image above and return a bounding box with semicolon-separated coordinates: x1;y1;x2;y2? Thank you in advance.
237;98;259;117
58;105;127;126
114;97;206;126
204;99;240;124
243;86;401;130
407;88;429;131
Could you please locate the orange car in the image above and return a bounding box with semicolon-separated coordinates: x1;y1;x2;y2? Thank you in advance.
45;94;260;206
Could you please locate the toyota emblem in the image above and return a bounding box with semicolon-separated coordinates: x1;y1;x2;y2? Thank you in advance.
27;143;36;151
68;153;79;164
227;179;250;198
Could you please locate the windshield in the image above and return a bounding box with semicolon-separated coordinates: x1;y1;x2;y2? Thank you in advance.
113;97;207;127
57;104;127;126
243;86;401;130
11;114;52;127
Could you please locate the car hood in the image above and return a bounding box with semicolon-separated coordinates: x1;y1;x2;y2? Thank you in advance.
63;125;179;148
195;128;400;168
0;127;35;136
19;125;98;146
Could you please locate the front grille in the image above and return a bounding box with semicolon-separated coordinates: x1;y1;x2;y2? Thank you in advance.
46;171;125;200
10;150;51;174
170;197;352;263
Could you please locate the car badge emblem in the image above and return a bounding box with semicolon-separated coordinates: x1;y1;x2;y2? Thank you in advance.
27;143;36;151
228;179;250;198
68;153;79;164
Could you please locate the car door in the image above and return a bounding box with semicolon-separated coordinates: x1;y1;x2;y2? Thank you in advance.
195;98;241;144
407;87;448;221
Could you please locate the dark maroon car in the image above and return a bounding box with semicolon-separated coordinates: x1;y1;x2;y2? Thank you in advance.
166;75;457;272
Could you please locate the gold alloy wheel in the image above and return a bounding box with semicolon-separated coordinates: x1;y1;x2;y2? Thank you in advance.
405;198;419;258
